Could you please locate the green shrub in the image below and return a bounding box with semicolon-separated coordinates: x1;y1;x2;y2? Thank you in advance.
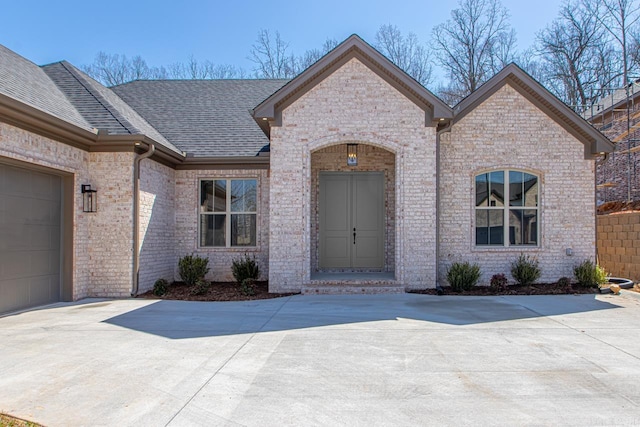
573;260;608;288
231;254;260;284
178;253;210;286
446;262;481;292
489;273;508;292
511;253;541;286
190;278;210;296
240;278;256;296
153;278;169;296
556;277;572;290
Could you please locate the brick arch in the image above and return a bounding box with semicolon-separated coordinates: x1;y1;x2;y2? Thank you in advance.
473;166;543;179
307;133;401;155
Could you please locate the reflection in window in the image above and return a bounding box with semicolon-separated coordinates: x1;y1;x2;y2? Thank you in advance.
475;170;538;247
200;179;257;247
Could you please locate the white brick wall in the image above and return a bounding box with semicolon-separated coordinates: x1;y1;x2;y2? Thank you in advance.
268;58;438;291
138;159;176;293
174;168;270;282
439;84;596;285
87;152;134;297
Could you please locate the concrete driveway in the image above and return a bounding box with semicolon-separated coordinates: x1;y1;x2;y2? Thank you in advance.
1;293;639;426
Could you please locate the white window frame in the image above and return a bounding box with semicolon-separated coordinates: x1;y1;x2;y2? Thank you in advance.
474;169;539;248
198;178;258;248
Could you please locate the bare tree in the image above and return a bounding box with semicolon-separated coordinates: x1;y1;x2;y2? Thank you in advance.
535;1;617;107
249;30;339;78
585;0;640;86
167;56;244;79
431;0;517;104
294;38;339;72
82;52;171;86
375;24;433;86
82;52;244;85
514;49;546;83
249;29;297;78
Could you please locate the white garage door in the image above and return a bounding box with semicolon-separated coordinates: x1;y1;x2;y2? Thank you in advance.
0;162;62;314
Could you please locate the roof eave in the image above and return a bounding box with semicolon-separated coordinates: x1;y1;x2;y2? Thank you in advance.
0;93;97;149
92;134;187;165
176;155;270;170
0;93;188;167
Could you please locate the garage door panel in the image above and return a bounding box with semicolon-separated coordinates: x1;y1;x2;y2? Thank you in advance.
5;194;30;222
51;201;61;223
0;278;29;313
0;227;21;251
2;250;34;279
31;250;55;276
30;276;54;305
27;224;55;250
4;166;30;195
31;172;59;200
31;198;59;224
51;226;61;251
50;251;61;274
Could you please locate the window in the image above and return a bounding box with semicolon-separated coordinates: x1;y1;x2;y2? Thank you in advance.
200;179;257;247
475;170;538;247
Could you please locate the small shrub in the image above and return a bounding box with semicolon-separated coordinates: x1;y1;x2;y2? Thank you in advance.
240;278;256;296
511;253;541;286
556;277;572;290
178;253;210;286
447;262;481;292
190;278;210;295
489;273;508;292
153;278;169;296
231;254;260;284
573;260;608;288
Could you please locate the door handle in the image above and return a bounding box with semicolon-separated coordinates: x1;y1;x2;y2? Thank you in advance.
353;228;356;244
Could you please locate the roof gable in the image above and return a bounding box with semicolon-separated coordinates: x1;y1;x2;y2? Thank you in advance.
253;34;452;135
453;63;613;158
42;61;182;154
0;45;91;131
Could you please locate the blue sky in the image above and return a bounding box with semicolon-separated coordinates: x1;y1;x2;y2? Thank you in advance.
1;0;564;76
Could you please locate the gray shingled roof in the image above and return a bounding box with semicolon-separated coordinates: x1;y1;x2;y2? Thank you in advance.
0;45;91;130
112;79;288;157
42;61;181;154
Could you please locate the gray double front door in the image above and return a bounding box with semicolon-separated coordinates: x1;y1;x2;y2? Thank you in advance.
319;172;384;269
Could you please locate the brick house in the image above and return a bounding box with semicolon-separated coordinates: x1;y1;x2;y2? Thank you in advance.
0;35;613;314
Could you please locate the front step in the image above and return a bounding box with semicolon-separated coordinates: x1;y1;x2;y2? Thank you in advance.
302;284;406;295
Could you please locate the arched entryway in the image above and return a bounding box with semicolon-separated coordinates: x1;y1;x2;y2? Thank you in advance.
310;144;396;278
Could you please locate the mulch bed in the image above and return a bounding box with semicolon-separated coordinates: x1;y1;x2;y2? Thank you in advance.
137;281;299;302
138;281;605;301
409;283;599;296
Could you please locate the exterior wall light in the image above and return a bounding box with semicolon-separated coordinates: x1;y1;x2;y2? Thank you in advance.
81;184;97;213
347;144;358;166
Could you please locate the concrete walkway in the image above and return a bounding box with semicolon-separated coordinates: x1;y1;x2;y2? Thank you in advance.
1;293;639;426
